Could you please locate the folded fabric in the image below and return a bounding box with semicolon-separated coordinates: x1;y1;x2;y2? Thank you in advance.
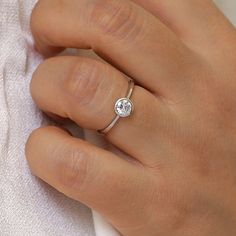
0;1;95;235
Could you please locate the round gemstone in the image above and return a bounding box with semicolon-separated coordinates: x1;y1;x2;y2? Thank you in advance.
115;98;133;117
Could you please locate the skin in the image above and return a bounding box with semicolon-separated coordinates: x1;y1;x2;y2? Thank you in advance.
25;0;236;235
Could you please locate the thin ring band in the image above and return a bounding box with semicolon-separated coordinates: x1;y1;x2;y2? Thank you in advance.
98;79;135;135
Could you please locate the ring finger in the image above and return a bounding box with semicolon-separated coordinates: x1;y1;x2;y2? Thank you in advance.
31;56;174;165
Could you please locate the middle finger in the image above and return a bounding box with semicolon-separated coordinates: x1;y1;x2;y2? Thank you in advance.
31;0;196;99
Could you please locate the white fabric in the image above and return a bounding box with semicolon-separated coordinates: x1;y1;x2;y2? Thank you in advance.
0;1;95;235
0;0;235;236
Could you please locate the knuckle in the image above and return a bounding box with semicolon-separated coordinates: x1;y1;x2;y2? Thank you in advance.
31;59;46;83
31;0;66;45
30;58;52;99
31;0;49;37
66;59;106;109
25;127;43;156
26;126;59;162
90;0;143;42
58;145;90;192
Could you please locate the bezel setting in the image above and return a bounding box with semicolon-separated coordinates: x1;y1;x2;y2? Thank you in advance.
114;98;134;118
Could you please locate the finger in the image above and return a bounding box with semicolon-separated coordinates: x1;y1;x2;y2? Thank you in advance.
31;0;195;99
131;0;236;53
30;56;173;166
25;126;153;231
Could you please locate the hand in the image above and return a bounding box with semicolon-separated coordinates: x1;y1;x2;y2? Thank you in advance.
26;0;236;235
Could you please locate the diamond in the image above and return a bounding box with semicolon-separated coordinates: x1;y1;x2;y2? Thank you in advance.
115;98;133;117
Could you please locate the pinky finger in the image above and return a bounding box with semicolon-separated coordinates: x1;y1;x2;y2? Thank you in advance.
25;126;152;230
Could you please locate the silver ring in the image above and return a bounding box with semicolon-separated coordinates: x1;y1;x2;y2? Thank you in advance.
98;79;135;135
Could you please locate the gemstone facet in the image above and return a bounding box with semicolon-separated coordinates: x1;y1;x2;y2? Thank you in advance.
115;98;133;117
